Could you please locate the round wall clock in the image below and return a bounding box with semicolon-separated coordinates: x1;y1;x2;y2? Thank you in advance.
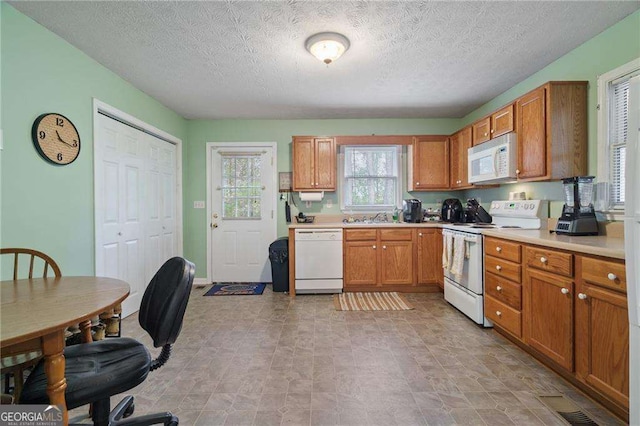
31;113;81;165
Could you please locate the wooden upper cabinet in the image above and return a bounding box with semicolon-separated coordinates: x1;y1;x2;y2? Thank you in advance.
450;126;472;189
516;87;547;180
292;137;336;191
516;82;588;182
472;117;491;145
491;104;515;138
472;104;514;146
409;136;449;191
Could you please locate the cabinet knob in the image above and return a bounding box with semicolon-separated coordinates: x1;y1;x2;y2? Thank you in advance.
540;257;548;264
578;293;588;300
316;182;319;185
484;132;488;137
561;287;570;295
496;247;502;252
496;311;502;317
418;233;423;237
491;129;495;134
607;273;617;281
382;245;387;250
516;169;520;174
496;285;502;292
372;245;376;249
416;182;420;186
496;265;502;271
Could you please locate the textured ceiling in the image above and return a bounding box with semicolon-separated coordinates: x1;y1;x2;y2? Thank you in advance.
9;1;640;120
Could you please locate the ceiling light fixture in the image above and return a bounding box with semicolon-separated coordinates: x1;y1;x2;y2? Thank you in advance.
305;32;350;65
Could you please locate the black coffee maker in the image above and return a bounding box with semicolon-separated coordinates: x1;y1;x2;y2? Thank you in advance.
441;199;463;223
403;199;422;223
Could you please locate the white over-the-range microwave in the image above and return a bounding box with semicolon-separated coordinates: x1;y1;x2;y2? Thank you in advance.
468;132;517;184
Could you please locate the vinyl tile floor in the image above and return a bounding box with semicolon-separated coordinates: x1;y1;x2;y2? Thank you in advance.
69;286;625;425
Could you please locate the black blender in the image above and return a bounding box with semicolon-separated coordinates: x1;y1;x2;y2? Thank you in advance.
555;176;599;236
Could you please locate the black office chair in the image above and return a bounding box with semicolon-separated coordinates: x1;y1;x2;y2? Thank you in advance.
20;257;195;426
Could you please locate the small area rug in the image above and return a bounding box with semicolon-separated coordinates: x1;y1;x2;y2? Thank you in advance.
204;283;266;296
334;292;414;311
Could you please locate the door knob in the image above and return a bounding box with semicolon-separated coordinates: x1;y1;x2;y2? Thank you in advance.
211;223;218;229
213;213;218;219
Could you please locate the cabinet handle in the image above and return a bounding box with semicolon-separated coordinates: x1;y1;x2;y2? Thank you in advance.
561;287;570;295
540;256;548;264
383;245;387;250
607;273;617;281
496;246;502;252
495;265;502;271
496;285;502;292
578;293;588;300
372;245;376;249
496;311;502;317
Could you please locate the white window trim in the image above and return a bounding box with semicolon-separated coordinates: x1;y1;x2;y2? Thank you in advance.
338;145;404;213
596;57;640;216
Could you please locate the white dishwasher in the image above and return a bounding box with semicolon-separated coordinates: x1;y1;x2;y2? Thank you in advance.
295;228;343;294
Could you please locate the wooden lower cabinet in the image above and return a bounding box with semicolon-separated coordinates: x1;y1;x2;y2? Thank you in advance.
488;238;629;421
576;256;629;411
523;268;574;371
417;229;438;284
380;241;414;285
343;227;440;291
344;241;378;287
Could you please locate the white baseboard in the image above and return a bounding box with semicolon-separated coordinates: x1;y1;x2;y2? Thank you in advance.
193;278;211;286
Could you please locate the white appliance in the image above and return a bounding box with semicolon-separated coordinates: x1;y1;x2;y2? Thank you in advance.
624;75;640;426
294;228;343;293
468;132;517;184
442;200;548;326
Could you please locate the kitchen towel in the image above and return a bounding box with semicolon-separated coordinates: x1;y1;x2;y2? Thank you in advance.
443;233;453;272
450;234;466;278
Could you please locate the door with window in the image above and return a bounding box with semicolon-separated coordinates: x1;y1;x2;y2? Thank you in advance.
210;145;276;282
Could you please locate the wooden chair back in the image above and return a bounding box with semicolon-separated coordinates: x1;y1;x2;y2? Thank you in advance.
0;248;61;280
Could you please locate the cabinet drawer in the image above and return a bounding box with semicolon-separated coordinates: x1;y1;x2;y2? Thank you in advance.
344;229;376;241
580;256;626;293
525;246;573;277
380;229;413;241
485;296;521;338
485;255;521;283
485;272;522;310
484;237;521;263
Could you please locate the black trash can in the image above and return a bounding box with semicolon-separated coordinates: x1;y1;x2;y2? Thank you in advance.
269;237;289;292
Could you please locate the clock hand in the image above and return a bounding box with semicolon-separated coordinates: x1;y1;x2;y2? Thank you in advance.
55;130;74;148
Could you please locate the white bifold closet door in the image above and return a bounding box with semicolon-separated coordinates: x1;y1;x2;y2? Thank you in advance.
95;114;178;317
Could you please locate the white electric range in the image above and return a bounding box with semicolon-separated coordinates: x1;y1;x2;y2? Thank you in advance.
441;200;548;326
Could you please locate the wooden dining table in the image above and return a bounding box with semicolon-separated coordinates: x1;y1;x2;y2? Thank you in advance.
1;276;130;425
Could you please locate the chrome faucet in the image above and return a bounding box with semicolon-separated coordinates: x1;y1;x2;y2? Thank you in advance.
371;212;389;223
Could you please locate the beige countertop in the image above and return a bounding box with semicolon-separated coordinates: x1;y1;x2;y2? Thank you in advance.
288;222;626;260
481;228;625;260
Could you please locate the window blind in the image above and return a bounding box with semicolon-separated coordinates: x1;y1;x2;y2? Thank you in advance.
609;70;640;208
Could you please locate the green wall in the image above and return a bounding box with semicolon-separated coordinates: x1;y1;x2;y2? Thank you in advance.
462;9;640;215
184;119;460;273
0;4;187;277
